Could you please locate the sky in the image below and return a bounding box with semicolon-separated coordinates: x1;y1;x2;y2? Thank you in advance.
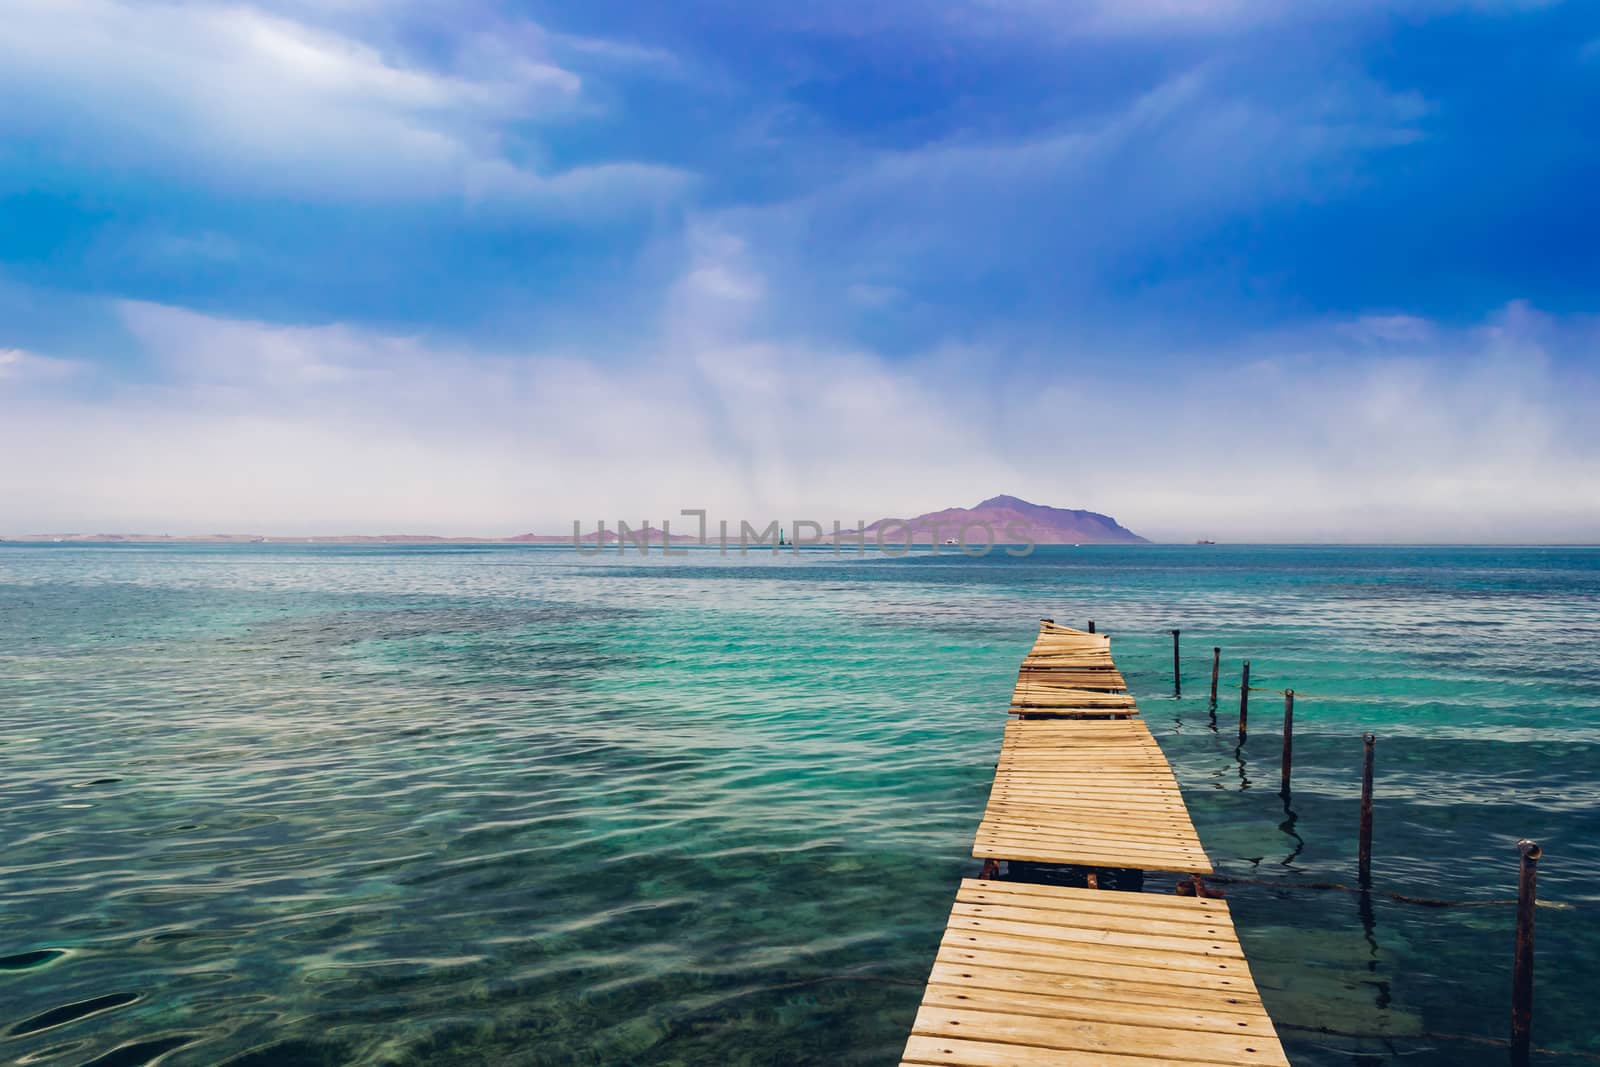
1;0;1597;542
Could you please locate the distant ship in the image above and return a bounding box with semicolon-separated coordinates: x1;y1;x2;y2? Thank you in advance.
1196;539;1217;545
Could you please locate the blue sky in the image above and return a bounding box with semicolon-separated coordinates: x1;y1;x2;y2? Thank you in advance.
2;0;1597;540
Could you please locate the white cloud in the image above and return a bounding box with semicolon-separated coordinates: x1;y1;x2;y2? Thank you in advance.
1;251;1596;541
978;0;1283;36
0;0;690;212
0;348;79;384
1338;313;1437;345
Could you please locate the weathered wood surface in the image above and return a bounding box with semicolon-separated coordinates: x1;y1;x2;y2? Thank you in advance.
1013;668;1129;689
1020;624;1118;674
1009;680;1139;715
978;718;1212;872
901;881;1290;1066
902;621;1287;1066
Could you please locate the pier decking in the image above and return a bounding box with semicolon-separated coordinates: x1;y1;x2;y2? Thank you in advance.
902;622;1287;1066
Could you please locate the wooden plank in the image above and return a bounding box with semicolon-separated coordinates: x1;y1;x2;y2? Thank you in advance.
970;846;1211;874
901;1033;1204;1066
944;907;1241;952
1038;623;1099;636
1007;709;1141;718
1002;722;1152;733
935;943;1252;995
982;808;1193;826
968;841;1203;868
1009;696;1140;709
999;740;1163;750
990;774;1185;785
956;881;1230;924
908;1005;1288;1066
924;960;1260;1012
973;823;1202;845
916;984;1272;1033
984;800;1192;816
998;740;1165;749
938;927;1246;977
981;814;1197;835
996;752;1171;760
980;818;1203;841
987;779;1184;792
972;842;1214;873
950;904;1241;947
1013;669;1128;688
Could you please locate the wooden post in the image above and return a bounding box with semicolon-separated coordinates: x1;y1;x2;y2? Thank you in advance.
1087;620;1095;634
1238;661;1250;738
1171;628;1181;696
1511;839;1541;1061
1210;647;1221;706
1358;733;1376;885
1280;689;1294;792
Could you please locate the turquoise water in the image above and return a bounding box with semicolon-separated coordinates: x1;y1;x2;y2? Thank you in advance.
1;543;1597;1065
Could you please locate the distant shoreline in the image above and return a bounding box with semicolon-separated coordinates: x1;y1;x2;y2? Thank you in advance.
3;534;569;545
5;537;1598;548
3;537;1113;547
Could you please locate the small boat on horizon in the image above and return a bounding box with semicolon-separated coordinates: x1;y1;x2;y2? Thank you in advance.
1196;539;1217;545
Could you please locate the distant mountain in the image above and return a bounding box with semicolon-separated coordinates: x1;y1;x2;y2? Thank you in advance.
850;495;1148;545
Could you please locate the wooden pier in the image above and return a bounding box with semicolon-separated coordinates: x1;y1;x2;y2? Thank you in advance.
902;621;1288;1066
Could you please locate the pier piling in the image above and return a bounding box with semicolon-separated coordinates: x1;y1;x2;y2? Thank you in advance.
1210;647;1221;706
1171;628;1181;696
1087;619;1095;633
1511;839;1541;1062
1280;689;1294;792
1239;661;1251;738
1359;733;1376;884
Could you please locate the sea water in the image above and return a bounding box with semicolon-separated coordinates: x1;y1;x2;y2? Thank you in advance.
1;543;1596;1065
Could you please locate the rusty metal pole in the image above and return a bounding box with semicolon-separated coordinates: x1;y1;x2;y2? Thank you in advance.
1238;661;1250;738
1511;839;1542;1060
1171;628;1181;696
1210;647;1221;706
1280;689;1295;792
1358;733;1376;885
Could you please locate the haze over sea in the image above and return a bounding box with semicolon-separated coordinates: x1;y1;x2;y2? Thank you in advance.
2;542;1597;1066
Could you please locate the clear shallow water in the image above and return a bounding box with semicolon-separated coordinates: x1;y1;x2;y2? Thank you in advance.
1;543;1597;1065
